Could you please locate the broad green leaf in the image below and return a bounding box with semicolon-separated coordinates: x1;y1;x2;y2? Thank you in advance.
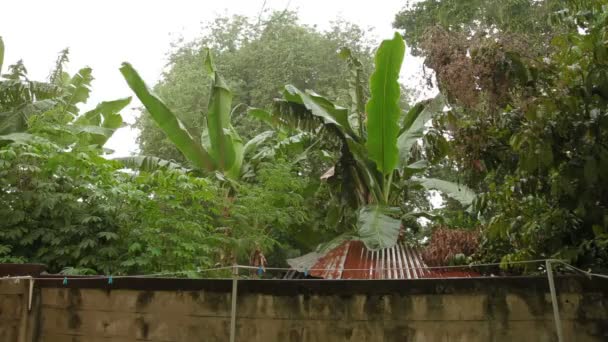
0;36;4;74
283;85;358;139
399;102;426;135
317;232;358;253
248;107;280;128
366;33;405;175
225;126;244;179
114;155;187;173
200;127;212;151
0;100;57;135
76;97;131;127
339;47;366;136
404;159;429;176
0;132;39;144
64;68;93;115
205;50;237;171
414;177;477;206
345;137;384;203
243;131;274;157
397;95;444;166
70;125;114;137
356;205;401;250
74;97;131;146
120;62;215;171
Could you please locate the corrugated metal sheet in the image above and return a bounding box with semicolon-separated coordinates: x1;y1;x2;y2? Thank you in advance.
296;240;478;280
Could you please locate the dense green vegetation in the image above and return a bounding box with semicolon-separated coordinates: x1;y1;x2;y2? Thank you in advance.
0;0;607;275
136;12;378;164
395;0;608;269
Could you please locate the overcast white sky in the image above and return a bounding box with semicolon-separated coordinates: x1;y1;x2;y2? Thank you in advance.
1;0;422;156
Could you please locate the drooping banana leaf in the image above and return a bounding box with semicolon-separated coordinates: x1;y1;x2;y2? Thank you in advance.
366;33;405;175
344;137;384;204
339;47;366;137
356;205;402;250
0;100;57;135
243;131;274;157
413;177;476;206
203;50;237;171
120;63;216;172
281;85;358;140
0;132;39;144
114;155;187;173
397;95;444;167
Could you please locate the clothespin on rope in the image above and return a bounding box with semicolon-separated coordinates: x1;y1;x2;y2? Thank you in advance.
62;277;68;286
108;275;113;285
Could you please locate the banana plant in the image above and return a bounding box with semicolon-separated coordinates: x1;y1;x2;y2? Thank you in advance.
120;50;278;180
0;40;130;148
259;33;475;250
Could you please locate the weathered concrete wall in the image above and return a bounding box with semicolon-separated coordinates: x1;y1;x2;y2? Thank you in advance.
0;281;25;341
1;276;607;341
0;279;37;342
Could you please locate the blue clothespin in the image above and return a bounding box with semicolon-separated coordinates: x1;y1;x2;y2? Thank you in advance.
63;277;68;286
257;266;264;277
304;268;309;277
108;275;113;285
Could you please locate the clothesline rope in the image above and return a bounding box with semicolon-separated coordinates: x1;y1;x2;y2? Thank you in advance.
1;259;606;281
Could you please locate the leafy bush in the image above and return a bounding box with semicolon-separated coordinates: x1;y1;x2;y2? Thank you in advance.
0;138;227;275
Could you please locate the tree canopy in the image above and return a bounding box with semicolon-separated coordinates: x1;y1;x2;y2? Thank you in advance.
137;11;376;164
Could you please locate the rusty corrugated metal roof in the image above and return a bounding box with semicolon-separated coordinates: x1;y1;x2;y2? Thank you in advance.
288;240;479;280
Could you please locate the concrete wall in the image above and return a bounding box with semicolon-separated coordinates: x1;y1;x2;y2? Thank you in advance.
1;276;607;341
0;279;36;342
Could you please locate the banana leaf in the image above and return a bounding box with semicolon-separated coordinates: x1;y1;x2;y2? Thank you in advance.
120;62;216;171
356;205;402;250
366;33;405;175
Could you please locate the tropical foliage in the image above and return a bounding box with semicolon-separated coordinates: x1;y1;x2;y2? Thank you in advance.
121;41;334;267
262;33;473;250
1;0;608;275
397;0;608;270
136;12;378;164
121;51;278;180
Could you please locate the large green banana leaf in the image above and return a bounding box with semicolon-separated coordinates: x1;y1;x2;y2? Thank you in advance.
397;95;444;167
282;85;358;140
204;50;237;171
413;177;476;206
120;63;216;172
356;205;402;250
366;33;405;175
243;131;275;157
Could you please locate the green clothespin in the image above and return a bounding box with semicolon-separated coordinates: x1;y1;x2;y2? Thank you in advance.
108;275;113;285
63;277;68;286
